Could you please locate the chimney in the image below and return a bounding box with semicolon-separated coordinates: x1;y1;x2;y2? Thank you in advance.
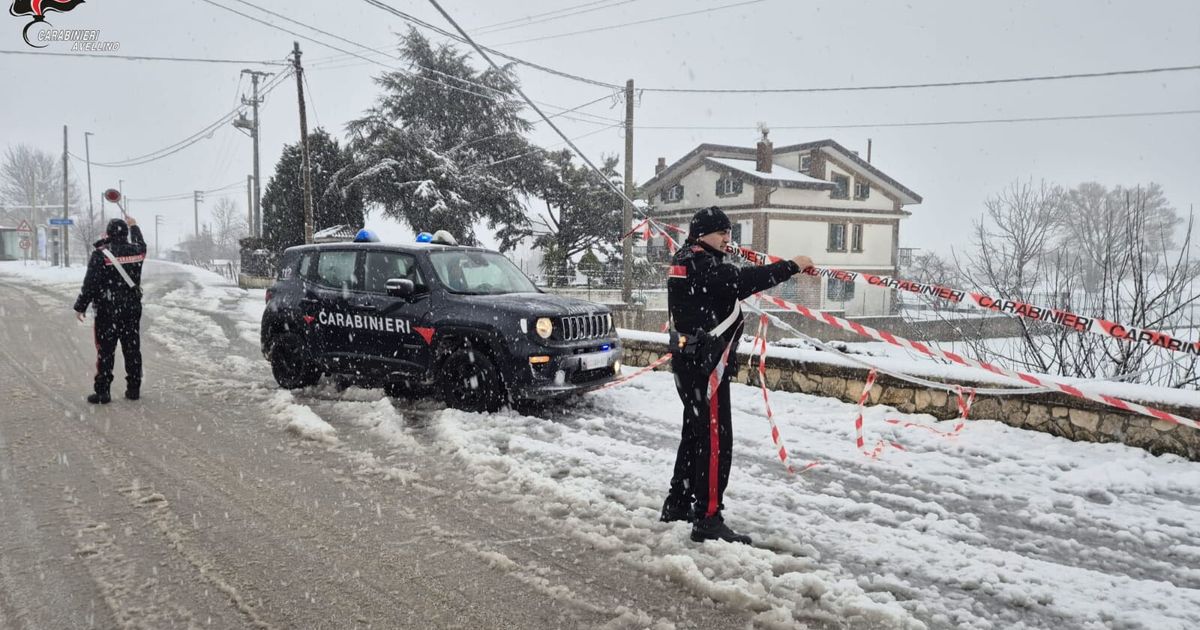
655;157;666;174
867;138;873;163
755;124;772;173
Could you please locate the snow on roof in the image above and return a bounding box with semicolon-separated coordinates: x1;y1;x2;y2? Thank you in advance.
704;157;831;186
313;224;359;242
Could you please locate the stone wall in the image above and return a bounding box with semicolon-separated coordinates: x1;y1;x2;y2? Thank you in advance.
620;337;1200;461
613;307;1028;343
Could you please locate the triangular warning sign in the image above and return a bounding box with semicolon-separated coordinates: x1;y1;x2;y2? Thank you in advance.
15;219;32;233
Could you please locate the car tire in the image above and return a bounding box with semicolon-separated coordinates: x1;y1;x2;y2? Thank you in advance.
270;333;321;389
439;343;505;413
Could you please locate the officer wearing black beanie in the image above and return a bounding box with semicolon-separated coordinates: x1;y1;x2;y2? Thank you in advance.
662;206;812;544
74;215;147;404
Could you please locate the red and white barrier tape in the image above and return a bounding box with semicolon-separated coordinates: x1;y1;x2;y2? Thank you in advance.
727;242;1200;357
627;218;1195;451
758;292;1198;430
853;369;905;459
753;315;819;475
954;386;976;433
620;218;650;241
884;386;976;437
597;352;673;391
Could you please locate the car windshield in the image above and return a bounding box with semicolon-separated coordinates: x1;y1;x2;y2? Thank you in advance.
429;250;538;295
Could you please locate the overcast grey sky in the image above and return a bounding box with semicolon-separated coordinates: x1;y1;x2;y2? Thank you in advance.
3;0;1197;257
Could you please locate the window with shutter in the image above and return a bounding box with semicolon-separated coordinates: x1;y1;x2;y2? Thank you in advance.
826;278;855;302
715;178;743;197
662;183;684;203
854;181;871;200
831;173;850;199
827;223;847;252
851;224;863;252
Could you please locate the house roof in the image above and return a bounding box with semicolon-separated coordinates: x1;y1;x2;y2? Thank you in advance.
704;157;833;188
642;139;922;205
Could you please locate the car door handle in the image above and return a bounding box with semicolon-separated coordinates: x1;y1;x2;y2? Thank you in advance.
301;296;318;304
354;303;377;311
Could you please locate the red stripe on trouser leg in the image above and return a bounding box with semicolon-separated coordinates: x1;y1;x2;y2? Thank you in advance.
706;375;721;518
93;322;99;376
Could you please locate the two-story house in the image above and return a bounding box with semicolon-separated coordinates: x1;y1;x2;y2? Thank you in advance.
640;133;921;316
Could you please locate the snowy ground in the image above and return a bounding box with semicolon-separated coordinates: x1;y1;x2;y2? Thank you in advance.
4;259;1200;629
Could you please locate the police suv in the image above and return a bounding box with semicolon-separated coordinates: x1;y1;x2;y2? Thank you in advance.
260;231;622;412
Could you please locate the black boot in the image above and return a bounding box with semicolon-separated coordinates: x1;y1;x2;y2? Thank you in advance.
691;515;752;545
125;387;140;400
87;391;111;404
660;495;695;523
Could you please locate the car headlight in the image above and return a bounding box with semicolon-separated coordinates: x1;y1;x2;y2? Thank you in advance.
535;317;553;339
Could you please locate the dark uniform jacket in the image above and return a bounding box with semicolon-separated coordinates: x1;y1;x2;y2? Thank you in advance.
73;226;147;313
667;241;800;367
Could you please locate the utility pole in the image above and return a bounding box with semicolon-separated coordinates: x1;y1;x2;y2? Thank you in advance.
84;132;94;232
62;124;69;267
246;174;253;236
621;79;634;305
237;69;271;237
193;190;204;238
154;214;163;259
292;42;315;244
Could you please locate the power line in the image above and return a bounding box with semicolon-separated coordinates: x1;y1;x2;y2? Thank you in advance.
127;180;246;202
303;71;321;129
359;0;622;89
200;0;518;104
70;112;238;167
479;123;622;169
0;48;286;65
424;0;633;210
472;0;618;32
631;108;1200;131
476;0;642;36
453;93;619;154
493;0;768;46
70;71;292;168
209;0;625;126
224;0;514;102
304;1;625;65
640;63;1200;94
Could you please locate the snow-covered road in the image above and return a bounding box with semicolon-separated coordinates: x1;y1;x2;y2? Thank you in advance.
3;259;1199;629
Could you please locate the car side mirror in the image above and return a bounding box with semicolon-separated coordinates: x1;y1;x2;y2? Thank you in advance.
385;278;415;298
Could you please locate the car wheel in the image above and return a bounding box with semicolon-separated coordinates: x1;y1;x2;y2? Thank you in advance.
439;344;505;413
270;333;321;389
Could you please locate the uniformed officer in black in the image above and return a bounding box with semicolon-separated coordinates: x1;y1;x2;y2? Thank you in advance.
74;216;147;404
661;207;812;544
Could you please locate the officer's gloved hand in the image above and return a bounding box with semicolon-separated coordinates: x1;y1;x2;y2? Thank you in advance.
791;255;814;271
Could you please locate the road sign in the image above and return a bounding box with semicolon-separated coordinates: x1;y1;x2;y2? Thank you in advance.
16;219;32;233
49;218;74;226
18;238;30;250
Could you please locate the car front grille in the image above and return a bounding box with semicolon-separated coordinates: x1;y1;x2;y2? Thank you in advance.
558;313;612;341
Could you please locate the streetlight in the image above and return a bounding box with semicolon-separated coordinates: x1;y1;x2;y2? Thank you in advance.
154;214;163;259
83;132;95;232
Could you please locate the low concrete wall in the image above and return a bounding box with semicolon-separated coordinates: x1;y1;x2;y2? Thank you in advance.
614;308;1026;343
619;337;1200;461
238;273;273;289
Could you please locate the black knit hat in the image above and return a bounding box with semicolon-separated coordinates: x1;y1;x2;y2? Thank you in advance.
688;206;732;240
106;218;129;240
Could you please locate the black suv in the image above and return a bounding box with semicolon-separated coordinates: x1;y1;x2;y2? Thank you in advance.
261;239;622;411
